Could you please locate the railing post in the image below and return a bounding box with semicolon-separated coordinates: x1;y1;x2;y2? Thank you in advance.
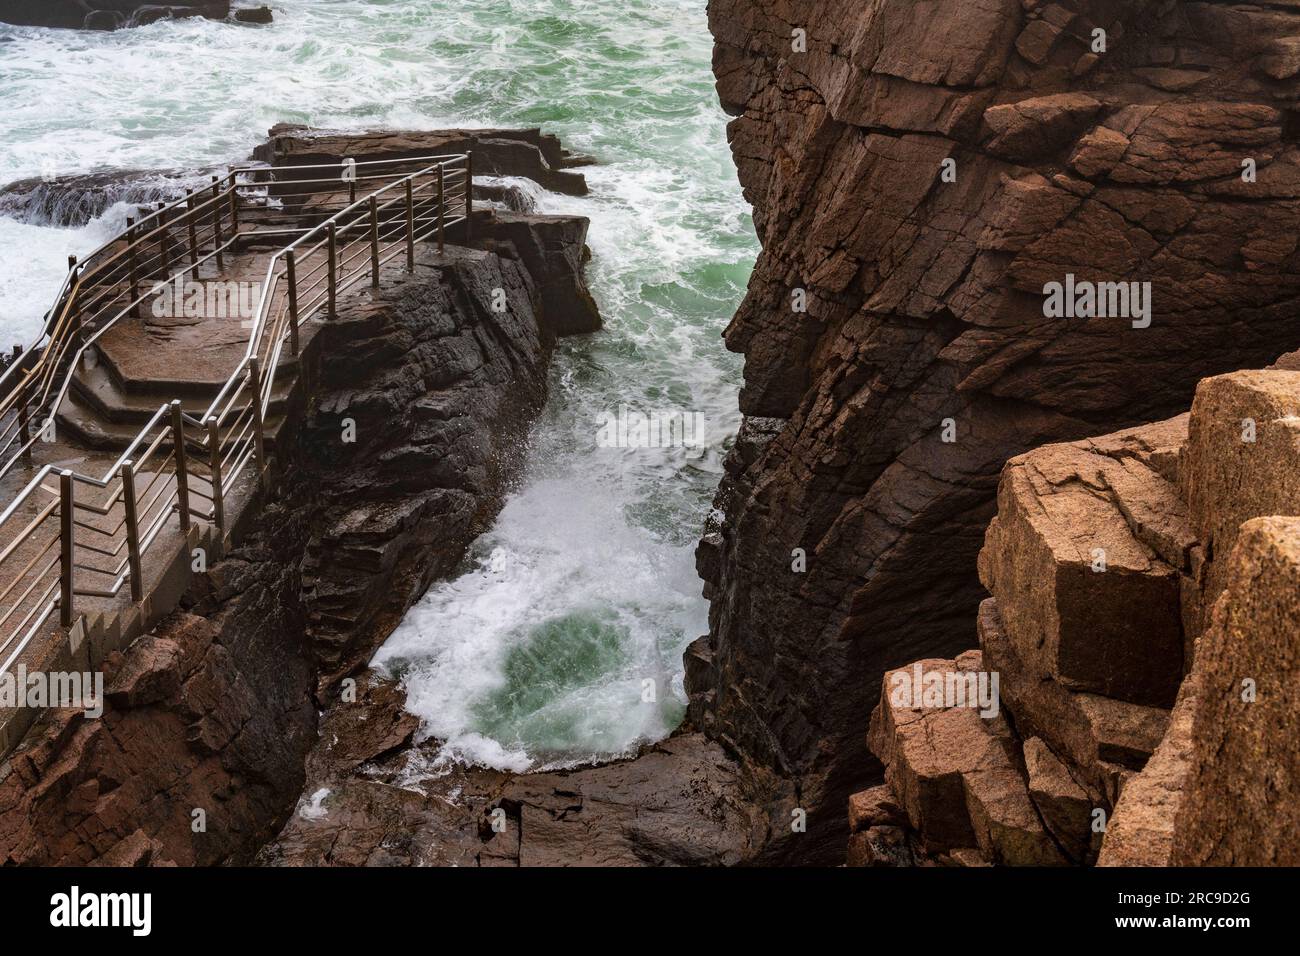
15;344;31;464
158;203;172;277
120;461;143;603
437;163;446;256
186;195;199;269
369;196;381;289
464;151;473;243
59;470;74;628
286;250;300;355
327;221;337;318
206;417;225;532
70;268;84;346
126;216;141;318
211;176;225;271
170;400;191;534
67;254;77;271
405;179;416;272
229;186;241;249
248;356;267;487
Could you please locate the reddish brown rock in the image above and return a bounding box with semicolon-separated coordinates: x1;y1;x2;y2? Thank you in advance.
848;784;903;833
977;420;1191;707
979;597;1169;787
697;0;1300;861
1096;679;1196;867
1023;736;1094;862
867;656;1065;865
1171;518;1300;865
1180;371;1300;639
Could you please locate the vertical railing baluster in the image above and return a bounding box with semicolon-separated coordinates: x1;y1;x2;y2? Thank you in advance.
171;400;190;534
207;417;225;532
15;344;30;464
120;462;143;603
405;179;416;272
187;195;199;269
229;185;241;251
464;151;473;243
126;216;141;318
248;356;267;488
158;203;172;278
437;163;445;256
327;222;337;318
59;470;74;628
369;196;380;289
211;176;225;271
66;256;82;344
286;250;300;355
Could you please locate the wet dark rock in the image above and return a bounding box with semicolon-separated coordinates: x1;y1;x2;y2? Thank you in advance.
256;125;590;197
0;168;208;228
257;673;785;867
0;1;241;30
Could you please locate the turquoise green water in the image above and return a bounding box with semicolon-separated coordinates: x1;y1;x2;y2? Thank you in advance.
0;0;755;770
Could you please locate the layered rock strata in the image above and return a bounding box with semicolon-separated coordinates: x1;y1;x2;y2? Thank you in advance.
697;0;1300;862
858;367;1300;866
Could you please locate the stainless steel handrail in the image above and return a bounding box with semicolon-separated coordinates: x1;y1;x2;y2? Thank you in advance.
0;151;474;678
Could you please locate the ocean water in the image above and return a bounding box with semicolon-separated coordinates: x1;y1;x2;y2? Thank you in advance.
0;2;753;770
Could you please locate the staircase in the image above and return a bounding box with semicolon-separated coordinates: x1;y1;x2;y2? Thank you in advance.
0;151;473;752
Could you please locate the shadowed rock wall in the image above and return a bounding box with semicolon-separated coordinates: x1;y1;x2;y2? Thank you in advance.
696;0;1300;862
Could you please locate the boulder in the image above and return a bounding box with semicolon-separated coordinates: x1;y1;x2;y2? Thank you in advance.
867;655;1065;864
1172;518;1300;865
978;420;1191;707
1181;371;1300;637
1023;736;1094;862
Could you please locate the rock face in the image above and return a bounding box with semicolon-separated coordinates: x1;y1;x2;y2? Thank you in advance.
698;0;1300;861
0;128;601;865
0;2;271;30
0;169;214;228
859;368;1300;867
290;229;598;684
256;675;783;867
255;125;592;198
0;605;313;865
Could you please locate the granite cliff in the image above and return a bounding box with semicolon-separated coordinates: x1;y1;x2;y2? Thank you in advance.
694;0;1300;862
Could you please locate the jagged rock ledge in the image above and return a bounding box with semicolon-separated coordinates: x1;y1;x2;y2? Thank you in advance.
0;2;272;31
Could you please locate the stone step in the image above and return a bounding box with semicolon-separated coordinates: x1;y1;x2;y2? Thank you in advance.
55;385;291;454
92;332;302;400
68;357;294;425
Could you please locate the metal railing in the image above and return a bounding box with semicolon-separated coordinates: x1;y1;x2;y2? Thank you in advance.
0;151;473;675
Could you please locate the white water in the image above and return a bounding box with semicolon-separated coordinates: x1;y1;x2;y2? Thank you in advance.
0;0;755;771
